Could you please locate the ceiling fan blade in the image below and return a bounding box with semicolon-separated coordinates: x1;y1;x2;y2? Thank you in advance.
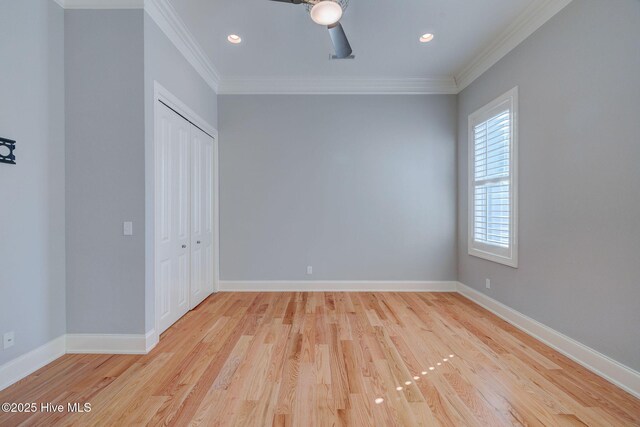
327;22;352;59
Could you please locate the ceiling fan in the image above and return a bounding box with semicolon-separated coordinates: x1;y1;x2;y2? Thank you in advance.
268;0;353;59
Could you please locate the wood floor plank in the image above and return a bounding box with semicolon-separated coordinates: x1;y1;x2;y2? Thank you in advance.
1;291;638;426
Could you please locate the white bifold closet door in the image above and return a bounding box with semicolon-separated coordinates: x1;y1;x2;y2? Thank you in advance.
156;102;215;335
189;125;215;309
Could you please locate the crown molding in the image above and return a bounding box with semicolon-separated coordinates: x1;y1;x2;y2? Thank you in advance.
57;0;144;8
454;0;574;92
55;0;573;96
144;0;221;92
218;77;458;95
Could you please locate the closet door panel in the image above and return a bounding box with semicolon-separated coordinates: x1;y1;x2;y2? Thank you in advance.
156;104;175;334
174;123;191;317
156;103;190;334
190;129;203;308
190;126;215;308
203;138;215;296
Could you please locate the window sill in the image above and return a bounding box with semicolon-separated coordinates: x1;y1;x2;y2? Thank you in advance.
468;247;518;268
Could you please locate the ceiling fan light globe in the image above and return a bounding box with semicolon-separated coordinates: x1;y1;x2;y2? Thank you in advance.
310;1;343;26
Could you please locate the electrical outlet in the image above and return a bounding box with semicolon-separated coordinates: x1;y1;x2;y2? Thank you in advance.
3;331;15;349
306;266;313;275
486;279;491;289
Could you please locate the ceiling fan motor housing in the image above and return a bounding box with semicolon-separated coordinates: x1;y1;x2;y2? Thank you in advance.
305;0;349;14
269;0;353;58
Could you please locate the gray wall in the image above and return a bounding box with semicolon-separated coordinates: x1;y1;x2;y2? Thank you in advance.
457;0;640;370
0;0;66;364
143;13;218;331
219;95;457;281
65;10;146;334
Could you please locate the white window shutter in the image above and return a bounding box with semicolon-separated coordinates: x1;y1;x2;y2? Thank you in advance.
468;88;518;267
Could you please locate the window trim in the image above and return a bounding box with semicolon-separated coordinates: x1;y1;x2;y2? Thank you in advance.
468;87;518;268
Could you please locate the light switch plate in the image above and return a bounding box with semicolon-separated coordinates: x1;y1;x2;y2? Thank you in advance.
123;221;133;236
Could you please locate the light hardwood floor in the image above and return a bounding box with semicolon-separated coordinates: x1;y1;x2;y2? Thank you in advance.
1;292;639;426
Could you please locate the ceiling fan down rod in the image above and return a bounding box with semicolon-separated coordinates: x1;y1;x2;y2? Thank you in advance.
327;22;352;59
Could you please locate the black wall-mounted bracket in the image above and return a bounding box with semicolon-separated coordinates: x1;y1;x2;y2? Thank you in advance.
0;137;16;165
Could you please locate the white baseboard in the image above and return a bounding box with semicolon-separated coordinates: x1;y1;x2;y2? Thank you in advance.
456;282;640;399
66;329;158;355
1;330;159;391
145;329;159;353
0;335;66;391
219;280;458;292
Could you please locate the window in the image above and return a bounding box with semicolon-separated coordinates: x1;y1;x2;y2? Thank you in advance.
468;87;518;267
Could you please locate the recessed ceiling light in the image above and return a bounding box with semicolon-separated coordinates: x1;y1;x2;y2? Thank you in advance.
420;33;434;43
227;34;242;44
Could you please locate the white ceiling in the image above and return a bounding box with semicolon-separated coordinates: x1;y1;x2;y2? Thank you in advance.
57;0;573;93
167;0;535;80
